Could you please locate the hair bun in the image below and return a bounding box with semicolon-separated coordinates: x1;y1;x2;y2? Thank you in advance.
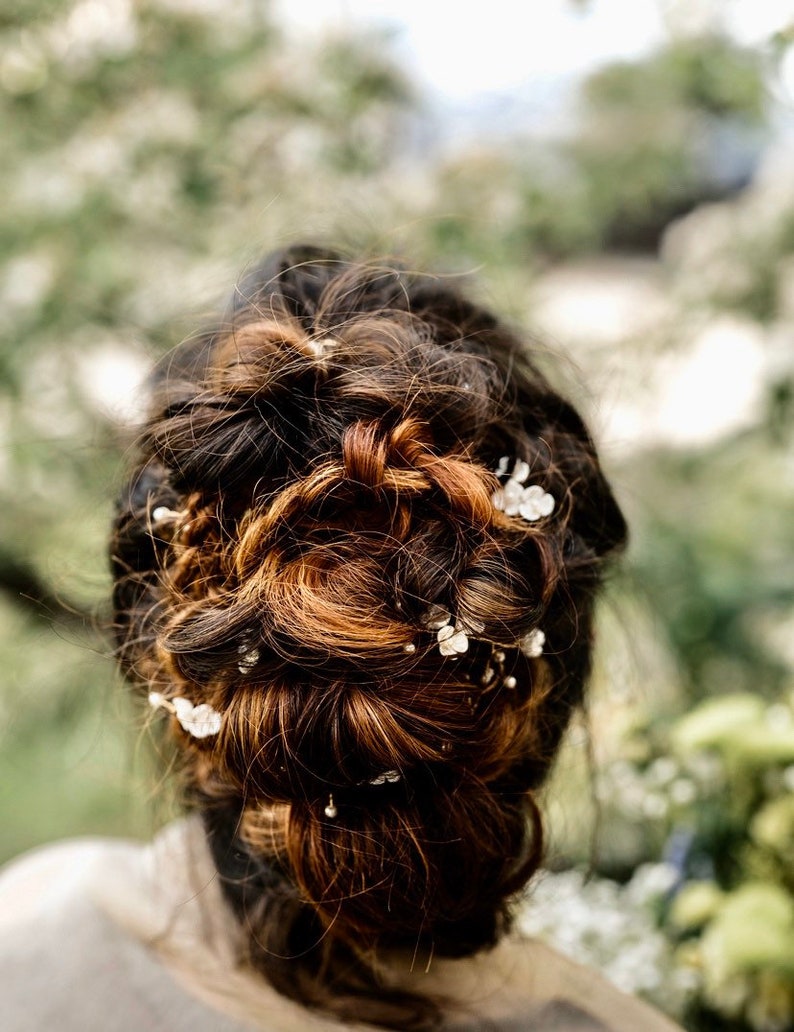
111;250;627;1030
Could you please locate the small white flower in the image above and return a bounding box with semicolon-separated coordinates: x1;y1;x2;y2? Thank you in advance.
492;459;555;524
171;697;222;738
518;484;555;522
493;477;525;515
437;621;469;656
148;692;222;738
421;607;484;656
520;628;545;658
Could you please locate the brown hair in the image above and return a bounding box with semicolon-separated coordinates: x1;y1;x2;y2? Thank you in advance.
110;244;627;1029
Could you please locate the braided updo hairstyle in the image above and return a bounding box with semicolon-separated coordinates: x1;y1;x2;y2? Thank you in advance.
110;245;627;1030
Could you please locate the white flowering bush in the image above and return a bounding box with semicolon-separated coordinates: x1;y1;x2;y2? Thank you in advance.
518;864;698;1019
558;690;794;1032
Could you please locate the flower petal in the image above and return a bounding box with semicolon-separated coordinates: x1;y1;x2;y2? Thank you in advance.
518;501;542;521
439;629;469;656
520;628;546;658
518;485;555;522
500;479;524;515
172;697;222;738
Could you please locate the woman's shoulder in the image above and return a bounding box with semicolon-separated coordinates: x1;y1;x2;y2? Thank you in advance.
511;937;684;1031
0;823;337;1032
0;834;144;926
0;827;259;1032
398;931;684;1032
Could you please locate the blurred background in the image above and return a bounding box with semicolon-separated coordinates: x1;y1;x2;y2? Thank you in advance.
1;1;793;1029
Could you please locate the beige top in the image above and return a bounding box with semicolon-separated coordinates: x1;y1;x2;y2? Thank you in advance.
0;818;683;1032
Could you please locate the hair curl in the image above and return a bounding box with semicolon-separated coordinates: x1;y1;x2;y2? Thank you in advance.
110;244;627;1030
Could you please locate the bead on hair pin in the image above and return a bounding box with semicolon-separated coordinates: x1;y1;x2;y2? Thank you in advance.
148;692;222;739
324;794;338;819
151;506;182;523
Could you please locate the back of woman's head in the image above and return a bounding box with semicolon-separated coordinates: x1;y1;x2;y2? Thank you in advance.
110;244;627;1029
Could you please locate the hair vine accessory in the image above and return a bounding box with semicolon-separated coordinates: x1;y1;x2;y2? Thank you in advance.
324;794;338;819
369;769;401;786
492;457;555;523
148;691;222;738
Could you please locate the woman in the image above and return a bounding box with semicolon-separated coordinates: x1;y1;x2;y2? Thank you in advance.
0;246;681;1031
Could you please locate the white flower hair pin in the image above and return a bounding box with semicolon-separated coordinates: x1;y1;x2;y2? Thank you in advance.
438;621;469;657
519;628;546;658
148;692;222;739
422;606;486;657
492;457;555;523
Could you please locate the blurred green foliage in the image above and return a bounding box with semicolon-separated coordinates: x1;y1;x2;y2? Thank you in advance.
1;3;793;1031
569;36;767;249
